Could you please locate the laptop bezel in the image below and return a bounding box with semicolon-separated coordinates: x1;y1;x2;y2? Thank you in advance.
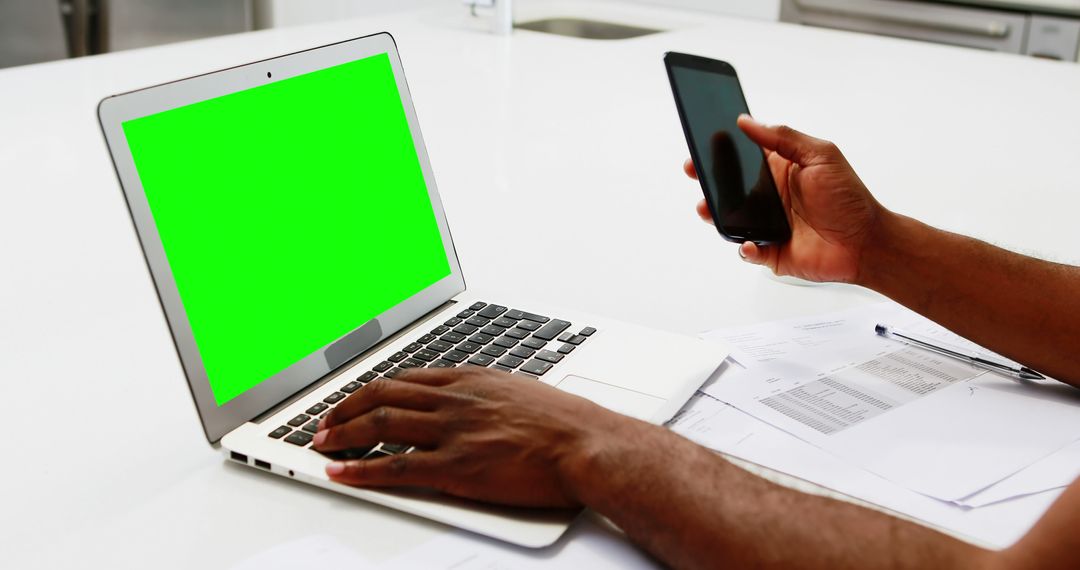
98;33;466;444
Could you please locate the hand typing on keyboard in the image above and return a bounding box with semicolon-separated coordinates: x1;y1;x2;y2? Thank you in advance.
311;366;644;508
299;116;1080;570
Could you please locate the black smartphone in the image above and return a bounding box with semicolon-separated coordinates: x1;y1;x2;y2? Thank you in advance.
664;52;791;244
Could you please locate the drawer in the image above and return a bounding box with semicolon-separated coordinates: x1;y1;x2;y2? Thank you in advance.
780;0;1029;53
1026;14;1080;60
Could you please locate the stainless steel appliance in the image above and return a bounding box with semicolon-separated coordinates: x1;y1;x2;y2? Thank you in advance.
0;1;76;68
0;0;253;69
106;0;253;52
780;0;1080;61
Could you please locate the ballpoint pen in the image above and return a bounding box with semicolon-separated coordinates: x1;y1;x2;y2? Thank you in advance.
874;323;1045;381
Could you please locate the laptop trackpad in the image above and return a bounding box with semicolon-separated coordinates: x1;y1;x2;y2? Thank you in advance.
556;375;665;420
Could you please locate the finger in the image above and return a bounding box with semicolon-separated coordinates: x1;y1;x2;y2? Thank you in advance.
740;241;770;265
696;199;714;225
324;379;450;429
393;366;461;387
737;115;833;167
765;147;787;179
314;407;444;452
326;450;449;490
683;158;698;180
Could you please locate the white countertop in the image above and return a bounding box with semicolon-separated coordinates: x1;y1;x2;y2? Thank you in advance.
2;1;1079;567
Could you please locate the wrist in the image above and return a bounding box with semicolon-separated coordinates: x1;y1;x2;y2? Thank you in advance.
854;208;919;292
557;412;656;507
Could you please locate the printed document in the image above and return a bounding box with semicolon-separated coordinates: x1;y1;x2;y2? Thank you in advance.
956;439;1080;507
671;390;1065;548
703;303;1080;501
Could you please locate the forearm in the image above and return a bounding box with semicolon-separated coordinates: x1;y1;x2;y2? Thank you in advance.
567;422;991;570
859;212;1080;385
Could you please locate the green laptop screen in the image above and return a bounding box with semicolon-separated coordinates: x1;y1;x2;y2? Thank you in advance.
122;53;451;406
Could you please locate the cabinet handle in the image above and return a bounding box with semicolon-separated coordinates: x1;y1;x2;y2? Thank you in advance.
795;0;1011;38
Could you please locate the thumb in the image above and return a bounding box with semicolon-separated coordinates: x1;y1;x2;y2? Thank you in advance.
737;115;831;167
739;241;766;264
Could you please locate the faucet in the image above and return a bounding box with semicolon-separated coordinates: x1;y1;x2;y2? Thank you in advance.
465;0;513;35
493;0;513;35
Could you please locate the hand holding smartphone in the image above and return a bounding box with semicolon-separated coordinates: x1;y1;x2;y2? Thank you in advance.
664;52;791;245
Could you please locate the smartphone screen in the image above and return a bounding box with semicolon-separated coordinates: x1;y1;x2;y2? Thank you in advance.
665;53;791;244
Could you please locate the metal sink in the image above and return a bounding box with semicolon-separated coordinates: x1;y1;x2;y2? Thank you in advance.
516;17;662;40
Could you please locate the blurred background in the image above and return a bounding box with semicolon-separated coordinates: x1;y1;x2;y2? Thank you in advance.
1;0;1078;69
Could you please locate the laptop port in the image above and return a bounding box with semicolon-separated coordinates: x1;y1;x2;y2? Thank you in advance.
254;459;271;471
230;451;248;463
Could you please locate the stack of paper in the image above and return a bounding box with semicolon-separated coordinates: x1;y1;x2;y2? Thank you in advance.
670;302;1080;548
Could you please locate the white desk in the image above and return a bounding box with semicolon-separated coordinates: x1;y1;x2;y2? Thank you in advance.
2;1;1079;567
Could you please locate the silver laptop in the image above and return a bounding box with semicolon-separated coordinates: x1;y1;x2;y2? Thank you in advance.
98;32;726;548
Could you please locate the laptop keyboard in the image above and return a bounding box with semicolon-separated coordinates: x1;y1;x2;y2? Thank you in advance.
266;301;596;460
